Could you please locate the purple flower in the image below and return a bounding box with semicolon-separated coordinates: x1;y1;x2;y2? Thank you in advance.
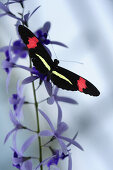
9;81;25;120
21;66;53;95
2;49;13;73
35;22;68;48
47;148;67;166
0;1;22;21
36;132;79;170
0;1;40;26
4;60;51;94
38;105;83;154
2;43;18;89
11;40;28;58
31;67;46;80
22;67;47;85
23;6;40;26
44;80;53;96
11;131;37;170
4;111;25;143
47;86;78;105
12;150;32;170
5;0;25;7
4;110;36;143
0;24;27;59
0;1;14;17
35;147;72;170
0;40;28;59
35;23;51;45
47;147;72;170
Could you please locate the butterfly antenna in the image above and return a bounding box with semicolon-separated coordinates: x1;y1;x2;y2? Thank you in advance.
48;33;59;60
48;34;83;65
59;59;84;65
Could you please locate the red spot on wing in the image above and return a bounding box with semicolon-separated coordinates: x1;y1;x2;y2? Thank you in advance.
27;37;39;49
77;77;87;92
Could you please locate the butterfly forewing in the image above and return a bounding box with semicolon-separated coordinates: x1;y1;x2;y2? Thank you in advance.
18;25;38;46
18;25;53;74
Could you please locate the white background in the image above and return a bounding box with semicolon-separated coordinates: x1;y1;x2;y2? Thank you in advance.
0;0;113;169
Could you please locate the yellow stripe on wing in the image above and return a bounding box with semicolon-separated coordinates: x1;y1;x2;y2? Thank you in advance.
52;71;73;85
36;54;51;71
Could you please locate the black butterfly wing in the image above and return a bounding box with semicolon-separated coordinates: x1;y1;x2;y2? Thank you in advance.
18;25;53;74
18;25;37;45
51;66;100;96
18;25;100;96
29;47;54;75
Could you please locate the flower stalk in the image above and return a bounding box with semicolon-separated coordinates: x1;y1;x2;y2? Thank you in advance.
30;58;43;170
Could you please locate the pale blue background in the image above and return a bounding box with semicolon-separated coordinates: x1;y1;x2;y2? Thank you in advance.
0;0;113;169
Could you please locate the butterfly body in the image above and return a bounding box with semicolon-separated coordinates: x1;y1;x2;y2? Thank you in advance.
18;25;100;96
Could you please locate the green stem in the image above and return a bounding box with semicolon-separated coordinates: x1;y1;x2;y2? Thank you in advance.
30;59;43;170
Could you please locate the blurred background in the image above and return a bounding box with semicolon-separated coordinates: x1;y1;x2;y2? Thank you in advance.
0;0;113;169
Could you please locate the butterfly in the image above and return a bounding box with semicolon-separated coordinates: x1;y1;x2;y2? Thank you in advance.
18;25;100;96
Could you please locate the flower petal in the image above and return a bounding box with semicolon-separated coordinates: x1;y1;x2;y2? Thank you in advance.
35;156;54;170
6;71;11;92
67;132;78;147
0;46;8;52
4;128;17;143
9;110;20;126
12;131;19;155
5;1;18;5
11;56;19;63
0;2;10;12
21;134;37;154
30;6;40;18
13;157;24;165
56;122;68;135
42;22;51;34
15;64;34;72
44;80;52;96
22;76;38;84
38;109;55;132
39;130;54;137
58;136;83;151
21;160;33;170
50;41;68;48
56;102;62;126
15;97;25;120
55;96;78;104
0;13;7;17
17;80;24;98
47;96;55;105
57;138;67;155
68;154;72;170
54;87;59;95
2;60;14;69
47;154;59;167
24;12;30;22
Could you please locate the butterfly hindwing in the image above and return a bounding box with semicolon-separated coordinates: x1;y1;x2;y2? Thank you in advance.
51;66;100;96
51;66;76;91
